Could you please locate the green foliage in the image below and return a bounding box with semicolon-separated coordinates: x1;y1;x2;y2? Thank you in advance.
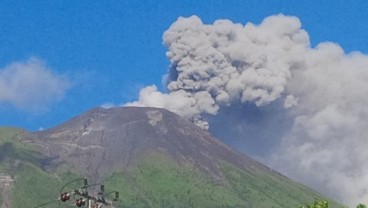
105;152;246;208
0;127;24;145
0;127;43;170
299;200;329;208
10;163;81;208
103;153;347;208
0;127;82;208
0;128;348;208
221;163;345;208
300;200;368;208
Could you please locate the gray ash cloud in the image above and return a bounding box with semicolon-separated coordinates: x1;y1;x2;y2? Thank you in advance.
126;14;368;206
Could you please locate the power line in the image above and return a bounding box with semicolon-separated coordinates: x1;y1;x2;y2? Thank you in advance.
33;178;119;208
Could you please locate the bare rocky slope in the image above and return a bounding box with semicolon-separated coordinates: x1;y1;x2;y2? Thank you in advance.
0;175;13;208
24;107;283;182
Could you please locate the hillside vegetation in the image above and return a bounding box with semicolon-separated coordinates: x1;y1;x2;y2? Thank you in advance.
0;126;346;208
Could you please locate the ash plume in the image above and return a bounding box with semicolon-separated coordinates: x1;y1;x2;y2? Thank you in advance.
127;14;307;128
126;14;368;206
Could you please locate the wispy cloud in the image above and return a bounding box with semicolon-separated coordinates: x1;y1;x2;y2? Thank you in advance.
0;57;71;112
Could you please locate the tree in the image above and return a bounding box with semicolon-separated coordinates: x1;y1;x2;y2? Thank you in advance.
299;200;367;208
357;204;367;208
299;200;329;208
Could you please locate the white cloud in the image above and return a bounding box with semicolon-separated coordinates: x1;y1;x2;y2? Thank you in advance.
0;57;71;112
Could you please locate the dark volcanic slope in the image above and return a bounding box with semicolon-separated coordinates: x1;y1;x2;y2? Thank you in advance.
17;107;346;207
24;107;274;181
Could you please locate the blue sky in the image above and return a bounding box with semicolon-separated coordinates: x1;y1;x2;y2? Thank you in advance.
5;1;368;204
1;0;368;130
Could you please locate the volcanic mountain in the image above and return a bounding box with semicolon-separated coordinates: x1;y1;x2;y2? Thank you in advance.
0;107;344;207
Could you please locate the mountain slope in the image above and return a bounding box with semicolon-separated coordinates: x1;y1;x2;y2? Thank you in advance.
0;107;345;207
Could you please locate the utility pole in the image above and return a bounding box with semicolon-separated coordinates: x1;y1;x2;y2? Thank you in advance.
33;178;119;208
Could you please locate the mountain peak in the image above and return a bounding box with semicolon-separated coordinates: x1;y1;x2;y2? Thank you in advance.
9;106;345;207
26;107;247;180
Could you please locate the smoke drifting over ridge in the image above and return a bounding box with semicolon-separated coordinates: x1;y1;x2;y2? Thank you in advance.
127;14;368;205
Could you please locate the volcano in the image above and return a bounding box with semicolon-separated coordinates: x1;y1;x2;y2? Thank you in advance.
0;107;344;207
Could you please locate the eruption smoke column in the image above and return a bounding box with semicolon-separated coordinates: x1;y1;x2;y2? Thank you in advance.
127;14;308;128
270;44;368;205
127;14;368;206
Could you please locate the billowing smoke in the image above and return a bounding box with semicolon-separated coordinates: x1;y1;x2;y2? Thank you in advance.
127;14;368;206
127;14;308;128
